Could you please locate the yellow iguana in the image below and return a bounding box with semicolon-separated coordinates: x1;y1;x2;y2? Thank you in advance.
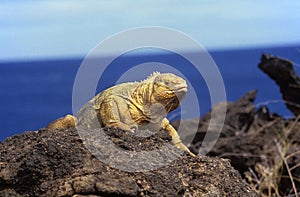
46;72;195;156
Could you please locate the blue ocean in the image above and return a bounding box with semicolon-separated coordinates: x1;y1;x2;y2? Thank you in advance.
1;45;300;141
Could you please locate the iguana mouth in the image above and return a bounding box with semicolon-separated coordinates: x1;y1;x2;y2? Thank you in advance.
165;88;187;95
168;84;188;93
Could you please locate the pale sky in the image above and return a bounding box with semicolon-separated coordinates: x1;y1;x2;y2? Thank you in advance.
1;0;300;61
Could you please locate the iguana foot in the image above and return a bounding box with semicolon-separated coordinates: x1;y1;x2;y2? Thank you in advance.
174;142;196;157
162;119;195;157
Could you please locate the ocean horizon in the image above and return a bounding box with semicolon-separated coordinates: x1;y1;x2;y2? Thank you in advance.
1;44;300;141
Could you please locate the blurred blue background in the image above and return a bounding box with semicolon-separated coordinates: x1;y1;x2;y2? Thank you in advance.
1;1;300;141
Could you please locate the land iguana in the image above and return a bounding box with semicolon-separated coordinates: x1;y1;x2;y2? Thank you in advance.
46;72;195;156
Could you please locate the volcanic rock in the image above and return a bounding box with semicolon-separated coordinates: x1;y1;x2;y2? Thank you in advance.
0;126;254;196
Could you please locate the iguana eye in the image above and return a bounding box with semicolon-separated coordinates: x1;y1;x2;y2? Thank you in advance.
164;81;170;86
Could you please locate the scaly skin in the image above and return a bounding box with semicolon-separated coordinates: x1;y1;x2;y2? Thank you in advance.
47;72;195;156
46;114;78;130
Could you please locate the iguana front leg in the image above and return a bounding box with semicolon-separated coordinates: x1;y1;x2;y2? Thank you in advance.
161;118;195;157
99;97;138;132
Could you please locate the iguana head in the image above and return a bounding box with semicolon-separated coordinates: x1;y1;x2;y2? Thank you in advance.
150;72;187;113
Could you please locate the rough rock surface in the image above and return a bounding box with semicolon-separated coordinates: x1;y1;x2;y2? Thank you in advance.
4;54;298;197
173;90;300;195
0;126;254;196
171;54;300;196
258;54;300;116
173;90;258;153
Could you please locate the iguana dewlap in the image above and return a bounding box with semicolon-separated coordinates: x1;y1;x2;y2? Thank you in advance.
46;72;194;156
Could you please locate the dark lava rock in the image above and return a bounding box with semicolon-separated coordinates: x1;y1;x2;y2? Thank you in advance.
174;90;300;196
173;90;258;151
258;54;300;116
0;127;255;196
